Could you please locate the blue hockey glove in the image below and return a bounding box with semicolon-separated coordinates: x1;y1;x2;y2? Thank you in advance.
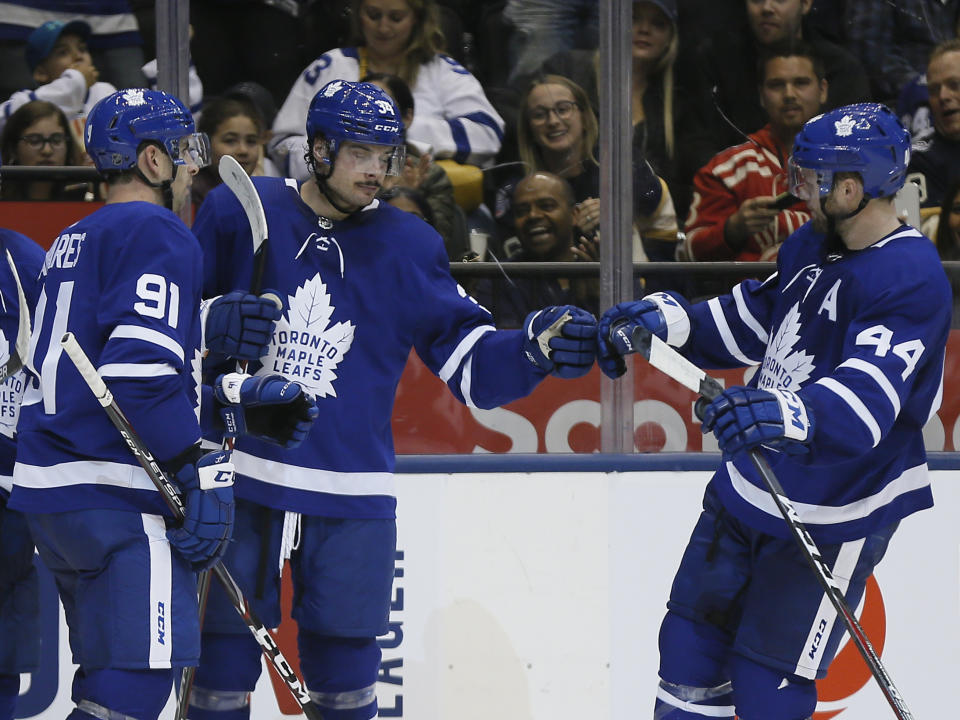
215;372;319;448
596;300;667;378
700;387;815;456
206;291;282;361
167;450;235;572
522;305;598;379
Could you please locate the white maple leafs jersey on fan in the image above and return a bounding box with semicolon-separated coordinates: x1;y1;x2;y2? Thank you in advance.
680;222;951;543
0;229;44;499
193;177;545;520
10;203;206;516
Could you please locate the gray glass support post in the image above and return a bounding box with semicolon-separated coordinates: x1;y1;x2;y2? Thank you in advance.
155;0;192;223
598;0;635;453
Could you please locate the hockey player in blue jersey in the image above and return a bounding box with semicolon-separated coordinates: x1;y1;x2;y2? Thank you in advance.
0;157;45;720
189;79;598;720
8;88;317;720
598;103;951;720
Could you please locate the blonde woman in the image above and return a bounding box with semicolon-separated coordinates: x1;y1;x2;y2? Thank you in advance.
270;0;504;180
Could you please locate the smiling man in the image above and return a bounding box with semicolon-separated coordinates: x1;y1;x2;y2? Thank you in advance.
684;45;826;263
470;171;600;327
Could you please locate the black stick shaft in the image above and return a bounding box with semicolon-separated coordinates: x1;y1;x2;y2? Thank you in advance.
616;323;915;720
60;333;324;720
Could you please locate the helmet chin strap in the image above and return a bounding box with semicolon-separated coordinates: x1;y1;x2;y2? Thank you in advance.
312;154;362;216
135;164;176;210
819;189;870;254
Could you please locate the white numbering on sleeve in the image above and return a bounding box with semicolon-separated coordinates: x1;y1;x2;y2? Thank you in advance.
855;324;925;380
134;273;180;328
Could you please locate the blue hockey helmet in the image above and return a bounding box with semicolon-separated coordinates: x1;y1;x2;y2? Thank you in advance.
789;103;910;202
85;88;211;174
305;80;405;175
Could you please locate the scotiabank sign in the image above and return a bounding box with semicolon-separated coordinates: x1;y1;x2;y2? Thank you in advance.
393;332;960;454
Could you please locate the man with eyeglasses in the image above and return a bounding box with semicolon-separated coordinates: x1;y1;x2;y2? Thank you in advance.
8;88;316;720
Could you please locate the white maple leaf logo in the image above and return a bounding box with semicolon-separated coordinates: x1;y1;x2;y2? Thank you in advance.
260;273;355;398
122;88;146;106
834;114;855;137
758;302;815;391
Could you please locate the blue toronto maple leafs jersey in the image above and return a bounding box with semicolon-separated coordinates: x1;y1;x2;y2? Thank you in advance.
0;229;44;500
10;202;205;516
678;222;950;543
193;177;545;519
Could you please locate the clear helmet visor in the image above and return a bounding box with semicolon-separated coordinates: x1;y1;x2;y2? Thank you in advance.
788;156;833;203
168;132;211;171
332;140;406;177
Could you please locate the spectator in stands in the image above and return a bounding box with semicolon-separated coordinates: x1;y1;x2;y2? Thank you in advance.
502;74;678;261
0;21;114;151
0;101;87;201
933;177;960;327
683;46;826;262
906;40;960;210
682;0;869;169
503;0;599;84
516;0;696;214
0;1;146;98
473;171;599;326
191;94;278;208
270;0;505;179
844;0;959;102
0;20;204;160
364;71;467;259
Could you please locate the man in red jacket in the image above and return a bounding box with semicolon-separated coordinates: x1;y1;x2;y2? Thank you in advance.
683;44;826;262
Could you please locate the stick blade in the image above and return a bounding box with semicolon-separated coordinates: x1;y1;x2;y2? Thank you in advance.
218;155;268;253
1;249;30;379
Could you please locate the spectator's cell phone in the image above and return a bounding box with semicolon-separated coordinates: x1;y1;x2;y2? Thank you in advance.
769;192;797;210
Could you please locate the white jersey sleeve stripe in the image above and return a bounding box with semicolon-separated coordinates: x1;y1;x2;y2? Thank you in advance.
927;358;945;423
460;354;476;408
732;283;768;344
99;362;178;379
815;376;882;446
109;324;185;364
836;357;900;417
438;325;495;382
707;297;758;365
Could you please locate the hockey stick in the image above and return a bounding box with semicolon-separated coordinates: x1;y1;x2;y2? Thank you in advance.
0;249;31;381
175;155;279;720
609;322;916;720
59;333;324;720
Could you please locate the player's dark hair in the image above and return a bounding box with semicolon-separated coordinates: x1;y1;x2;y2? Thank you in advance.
757;40;825;83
